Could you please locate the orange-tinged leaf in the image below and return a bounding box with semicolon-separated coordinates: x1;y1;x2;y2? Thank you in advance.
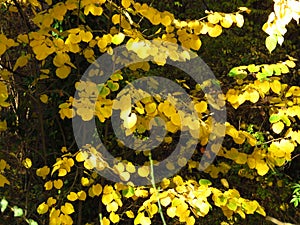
61;202;75;215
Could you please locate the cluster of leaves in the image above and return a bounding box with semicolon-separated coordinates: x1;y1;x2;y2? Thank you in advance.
0;0;299;225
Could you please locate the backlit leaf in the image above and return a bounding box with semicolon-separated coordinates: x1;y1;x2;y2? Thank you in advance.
266;35;277;53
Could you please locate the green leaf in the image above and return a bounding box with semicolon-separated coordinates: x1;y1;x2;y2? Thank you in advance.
227;200;237;211
13;206;23;217
28;219;39;225
266;35;277;53
247;64;260;73
122;186;135;198
199;179;212;186
269;114;281;123
281;115;291;126
228;67;247;79
0;198;8;213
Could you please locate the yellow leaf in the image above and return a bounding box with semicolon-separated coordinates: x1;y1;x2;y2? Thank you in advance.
13;55;29;71
47;197;56;206
107;201;119;212
75;151;88;162
272;121;284;134
61;202;75;215
126;162;136;173
171;113;181;126
134;212;151;225
221;178;229;189
22;158;32;168
101;217;110;225
270;80;281;94
109;212;120;223
44;180;53;190
0;174;10;187
160;196;171;207
81;177;90;186
40;94;49;104
36;166;50;179
235;13;244;28
126;210;135;218
120;171;130;181
92;183;103;196
37;202;49;214
112;33;125;45
67;192;78;201
138;166;150;177
58;168;67;176
256;160;269;176
208;24;222;37
145;102;156;114
221;14;233;28
194;101;207;113
208;13;221;24
0;43;7;56
166;206;176;218
0;120;7;131
56;65;71;79
121;0;131;8
53;179;63;189
77;190;87;200
248;89;260;103
123;112;137;129
80;31;93;42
